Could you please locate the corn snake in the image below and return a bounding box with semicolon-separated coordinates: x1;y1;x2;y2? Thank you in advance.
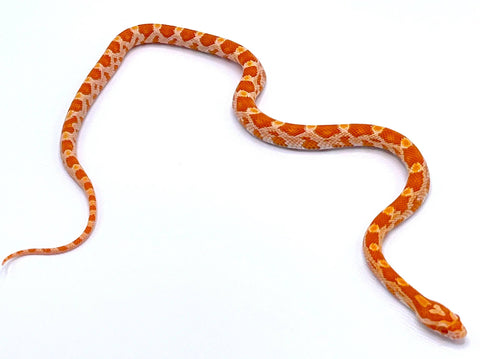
1;23;466;340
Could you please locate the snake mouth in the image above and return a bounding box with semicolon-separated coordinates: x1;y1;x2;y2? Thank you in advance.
428;326;466;340
421;319;467;340
446;326;467;340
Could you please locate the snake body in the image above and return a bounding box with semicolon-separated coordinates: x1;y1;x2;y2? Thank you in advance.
2;24;466;339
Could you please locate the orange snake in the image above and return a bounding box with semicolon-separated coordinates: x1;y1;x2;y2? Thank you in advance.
2;24;466;340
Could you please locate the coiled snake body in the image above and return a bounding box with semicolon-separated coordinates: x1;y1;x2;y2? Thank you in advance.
2;24;466;340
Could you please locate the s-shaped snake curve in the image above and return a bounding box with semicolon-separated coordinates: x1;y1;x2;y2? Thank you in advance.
2;24;466;340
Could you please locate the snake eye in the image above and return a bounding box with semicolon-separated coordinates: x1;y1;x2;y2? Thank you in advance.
439;327;449;335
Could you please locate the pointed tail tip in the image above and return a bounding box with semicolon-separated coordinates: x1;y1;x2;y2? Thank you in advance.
2;250;29;266
2;253;15;266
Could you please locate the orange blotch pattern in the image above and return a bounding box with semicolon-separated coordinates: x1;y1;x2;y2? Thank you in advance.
302;138;319;149
237;50;256;66
65;156;79;168
373;212;392;228
79;83;92;95
220;39;239;54
62;117;77;133
119;28;134;42
138;24;155;40
236;97;256;112
61;140;74;153
279;123;306;136
406;172;425;192
69;99;83;112
243;65;258;77
237;81;256;93
348;124;374;137
403;145;424;168
199;33;217;47
159;25;175;38
99;55;111;67
314;125;340;138
88;68;102;80
75;169;87;180
180;28;196;42
272;136;287;147
379;128;403;145
108;40;121;54
250;112;274;129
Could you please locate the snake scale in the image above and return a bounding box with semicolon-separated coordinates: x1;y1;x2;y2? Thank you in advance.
2;24;466;340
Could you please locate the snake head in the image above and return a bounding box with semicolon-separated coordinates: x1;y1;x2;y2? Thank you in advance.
416;299;466;340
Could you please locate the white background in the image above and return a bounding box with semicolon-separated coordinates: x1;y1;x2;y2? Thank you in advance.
0;0;479;358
